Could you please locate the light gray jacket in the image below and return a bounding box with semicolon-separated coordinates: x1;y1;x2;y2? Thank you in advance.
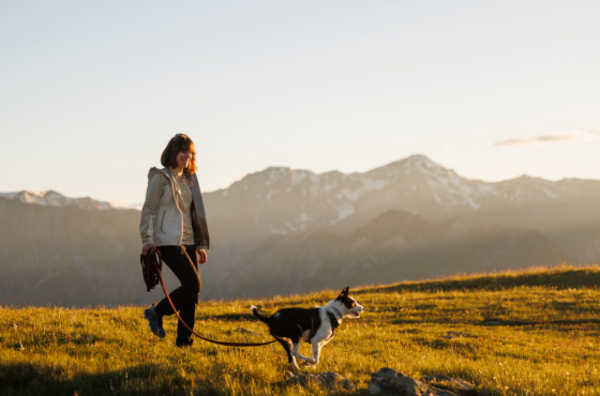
139;167;210;249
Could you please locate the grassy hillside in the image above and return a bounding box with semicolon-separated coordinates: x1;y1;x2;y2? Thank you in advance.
1;264;600;395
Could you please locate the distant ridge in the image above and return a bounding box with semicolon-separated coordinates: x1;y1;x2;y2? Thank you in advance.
0;190;119;211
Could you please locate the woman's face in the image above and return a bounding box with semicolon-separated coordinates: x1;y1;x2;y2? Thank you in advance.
176;150;193;169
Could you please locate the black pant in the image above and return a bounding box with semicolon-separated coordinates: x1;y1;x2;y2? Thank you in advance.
154;245;201;342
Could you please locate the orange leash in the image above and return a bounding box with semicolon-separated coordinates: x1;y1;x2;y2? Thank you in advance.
141;248;276;347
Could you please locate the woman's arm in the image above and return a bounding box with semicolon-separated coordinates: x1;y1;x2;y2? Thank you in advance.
140;173;164;253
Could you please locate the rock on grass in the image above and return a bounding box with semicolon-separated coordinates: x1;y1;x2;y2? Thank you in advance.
368;367;475;396
420;375;476;396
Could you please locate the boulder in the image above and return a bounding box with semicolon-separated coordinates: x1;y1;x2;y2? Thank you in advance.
367;368;460;396
284;371;355;390
420;375;476;396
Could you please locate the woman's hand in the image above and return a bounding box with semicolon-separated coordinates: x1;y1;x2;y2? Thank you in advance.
197;249;208;264
142;243;155;255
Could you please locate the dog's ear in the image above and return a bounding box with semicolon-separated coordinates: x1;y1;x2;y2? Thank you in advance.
342;286;349;297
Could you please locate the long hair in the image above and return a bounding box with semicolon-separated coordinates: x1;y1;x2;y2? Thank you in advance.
161;134;197;177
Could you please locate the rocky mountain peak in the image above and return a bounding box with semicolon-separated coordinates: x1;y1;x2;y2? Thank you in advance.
366;154;456;181
403;154;443;169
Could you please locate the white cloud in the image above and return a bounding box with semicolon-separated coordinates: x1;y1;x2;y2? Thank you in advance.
492;129;600;148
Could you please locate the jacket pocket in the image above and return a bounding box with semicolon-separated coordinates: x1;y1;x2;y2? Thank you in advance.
160;210;167;232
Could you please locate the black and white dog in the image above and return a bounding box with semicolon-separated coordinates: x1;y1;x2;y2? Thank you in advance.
251;287;365;370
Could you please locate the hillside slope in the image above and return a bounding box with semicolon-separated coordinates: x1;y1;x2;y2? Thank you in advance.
1;265;600;396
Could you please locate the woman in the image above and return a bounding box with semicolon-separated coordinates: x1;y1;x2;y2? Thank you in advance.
139;134;210;347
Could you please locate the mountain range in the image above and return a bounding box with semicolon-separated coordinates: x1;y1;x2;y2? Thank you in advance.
1;154;599;306
0;190;118;211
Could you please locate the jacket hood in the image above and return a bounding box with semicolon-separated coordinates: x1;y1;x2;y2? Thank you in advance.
148;167;170;181
148;167;193;184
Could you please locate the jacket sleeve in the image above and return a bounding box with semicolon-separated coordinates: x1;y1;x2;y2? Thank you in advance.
139;173;164;246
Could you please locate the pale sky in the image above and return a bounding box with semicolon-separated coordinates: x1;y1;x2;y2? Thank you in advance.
1;1;599;206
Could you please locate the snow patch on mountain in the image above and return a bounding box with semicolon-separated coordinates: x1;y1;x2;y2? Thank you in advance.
266;167;290;185
266;188;282;204
290;170;310;185
542;188;558;199
269;224;288;235
403;154;443;173
0;190;119;210
333;202;355;223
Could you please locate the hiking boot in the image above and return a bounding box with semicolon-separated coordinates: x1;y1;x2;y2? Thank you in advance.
144;305;165;338
176;336;194;348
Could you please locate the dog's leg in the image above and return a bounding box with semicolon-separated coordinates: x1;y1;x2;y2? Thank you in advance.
307;334;333;367
309;341;321;366
291;340;313;363
275;336;299;370
319;336;333;349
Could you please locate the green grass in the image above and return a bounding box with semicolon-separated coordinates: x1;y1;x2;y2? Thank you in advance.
2;264;600;395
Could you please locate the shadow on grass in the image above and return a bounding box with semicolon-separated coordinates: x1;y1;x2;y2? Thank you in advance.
398;328;421;334
0;361;368;396
8;331;101;350
362;267;600;294
417;367;507;396
392;318;459;325
392;317;600;327
480;318;600;326
409;337;481;353
270;380;364;396
202;312;254;321
0;362;220;396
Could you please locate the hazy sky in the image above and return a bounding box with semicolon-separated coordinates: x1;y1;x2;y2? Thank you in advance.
1;1;599;206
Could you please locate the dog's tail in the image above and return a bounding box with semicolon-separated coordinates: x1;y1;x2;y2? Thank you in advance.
251;305;270;324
